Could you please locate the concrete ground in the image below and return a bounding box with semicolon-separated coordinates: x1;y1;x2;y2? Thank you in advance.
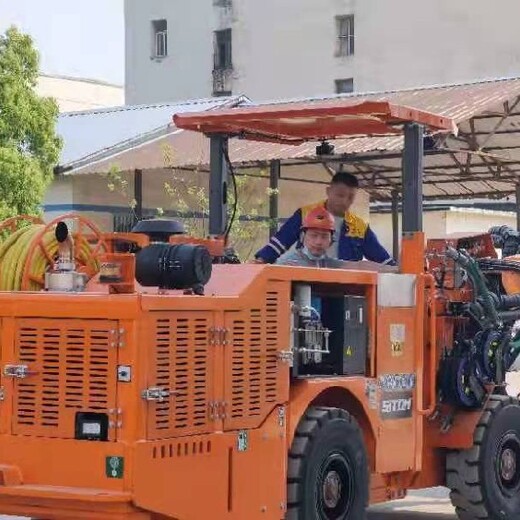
369;488;455;518
0;488;457;520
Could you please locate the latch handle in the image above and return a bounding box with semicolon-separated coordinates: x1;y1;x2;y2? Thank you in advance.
3;365;39;379
141;387;179;402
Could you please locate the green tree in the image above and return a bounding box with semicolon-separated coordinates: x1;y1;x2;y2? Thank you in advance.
161;143;275;260
164;169;273;260
104;143;276;261
0;26;62;219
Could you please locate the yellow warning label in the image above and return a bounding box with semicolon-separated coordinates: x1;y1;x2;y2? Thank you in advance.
390;324;405;357
345;346;353;357
391;341;404;357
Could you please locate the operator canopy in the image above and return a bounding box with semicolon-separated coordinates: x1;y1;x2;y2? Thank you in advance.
173;100;457;144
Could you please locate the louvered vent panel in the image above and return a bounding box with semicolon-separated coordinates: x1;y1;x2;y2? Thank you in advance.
13;319;118;438
147;313;212;439
225;288;285;430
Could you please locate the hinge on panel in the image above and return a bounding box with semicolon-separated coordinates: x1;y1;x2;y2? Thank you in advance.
209;327;228;346
108;408;123;428
208;400;228;420
278;350;294;365
141;387;178;402
0;386;5;401
110;328;125;348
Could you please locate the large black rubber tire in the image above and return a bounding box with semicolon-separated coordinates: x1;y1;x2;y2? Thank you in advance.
447;395;520;519
286;407;369;520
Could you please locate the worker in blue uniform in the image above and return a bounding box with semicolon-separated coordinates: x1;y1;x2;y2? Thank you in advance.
254;171;396;265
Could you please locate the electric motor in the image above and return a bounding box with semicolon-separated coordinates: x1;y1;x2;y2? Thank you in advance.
135;243;212;290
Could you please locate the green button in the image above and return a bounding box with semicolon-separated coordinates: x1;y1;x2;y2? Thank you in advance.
106;456;124;479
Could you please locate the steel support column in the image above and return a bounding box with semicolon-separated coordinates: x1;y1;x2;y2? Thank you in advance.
134;168;143;221
402;123;424;233
391;189;399;259
269;160;280;237
516;184;520;231
209;135;229;236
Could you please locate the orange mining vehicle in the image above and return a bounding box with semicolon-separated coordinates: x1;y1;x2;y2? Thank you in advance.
1;100;520;520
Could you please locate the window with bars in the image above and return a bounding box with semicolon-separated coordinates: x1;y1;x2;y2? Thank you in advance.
335;15;354;57
335;78;354;94
214;29;232;70
152;19;168;58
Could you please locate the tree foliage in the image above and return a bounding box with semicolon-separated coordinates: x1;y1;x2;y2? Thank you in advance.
163;169;272;259
0;26;62;218
105;142;276;261
161;143;274;260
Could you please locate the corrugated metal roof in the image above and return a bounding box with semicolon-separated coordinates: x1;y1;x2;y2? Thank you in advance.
222;76;520;162
57;96;249;170
60;77;520;201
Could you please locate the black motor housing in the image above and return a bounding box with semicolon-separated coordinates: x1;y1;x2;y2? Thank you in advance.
135;243;212;290
131;218;186;242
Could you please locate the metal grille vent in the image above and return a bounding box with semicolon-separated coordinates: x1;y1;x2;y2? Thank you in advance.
227;291;280;424
149;313;212;439
13;319;117;438
152;439;212;459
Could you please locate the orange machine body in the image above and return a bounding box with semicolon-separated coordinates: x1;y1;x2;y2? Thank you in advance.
0;103;466;519
0;233;470;520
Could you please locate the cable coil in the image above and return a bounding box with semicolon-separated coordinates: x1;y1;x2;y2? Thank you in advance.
0;214;106;291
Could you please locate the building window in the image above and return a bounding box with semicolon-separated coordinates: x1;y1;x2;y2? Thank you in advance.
214;29;232;70
335;15;354;56
335;78;354;94
152;19;168;58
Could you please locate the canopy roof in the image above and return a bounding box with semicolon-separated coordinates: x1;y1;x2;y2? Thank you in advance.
60;77;520;203
173;100;456;144
173;78;520;201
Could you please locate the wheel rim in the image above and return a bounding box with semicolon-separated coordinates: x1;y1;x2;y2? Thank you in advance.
495;431;520;495
316;452;354;519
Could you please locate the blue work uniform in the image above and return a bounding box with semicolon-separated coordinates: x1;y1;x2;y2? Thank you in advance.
255;201;395;265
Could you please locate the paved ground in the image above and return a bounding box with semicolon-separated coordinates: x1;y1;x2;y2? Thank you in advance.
369;488;456;518
0;487;457;519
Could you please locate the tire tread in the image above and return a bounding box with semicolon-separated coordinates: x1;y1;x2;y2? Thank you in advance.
447;395;520;519
286;406;367;519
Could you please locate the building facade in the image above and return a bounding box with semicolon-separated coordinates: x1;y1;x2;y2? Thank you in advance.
125;0;520;104
37;74;124;112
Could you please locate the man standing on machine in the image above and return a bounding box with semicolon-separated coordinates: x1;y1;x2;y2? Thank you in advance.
254;171;395;265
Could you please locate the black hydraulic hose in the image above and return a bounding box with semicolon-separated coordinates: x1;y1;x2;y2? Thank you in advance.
478;259;520;273
446;247;500;326
497;310;520;323
497;294;520;310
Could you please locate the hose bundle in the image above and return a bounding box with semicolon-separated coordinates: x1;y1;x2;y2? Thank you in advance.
0;214;105;291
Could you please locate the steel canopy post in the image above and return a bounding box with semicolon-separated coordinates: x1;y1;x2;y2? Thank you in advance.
269;160;280;237
134;169;143;223
516;184;520;231
402;123;424;233
400;123;424;274
209;135;229;236
391;189;399;260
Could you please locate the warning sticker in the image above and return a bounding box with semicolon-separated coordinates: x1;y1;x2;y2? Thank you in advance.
390;324;405;357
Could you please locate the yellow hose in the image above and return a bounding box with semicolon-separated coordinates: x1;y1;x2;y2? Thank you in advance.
0;222;100;291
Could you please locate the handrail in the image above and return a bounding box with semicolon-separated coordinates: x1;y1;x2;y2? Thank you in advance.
418;273;437;416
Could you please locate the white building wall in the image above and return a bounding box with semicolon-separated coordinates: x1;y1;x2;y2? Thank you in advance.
231;0;356;100
125;0;520;104
445;208;517;235
124;0;214;104
37;75;124;112
370;208;517;257
354;0;520;93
